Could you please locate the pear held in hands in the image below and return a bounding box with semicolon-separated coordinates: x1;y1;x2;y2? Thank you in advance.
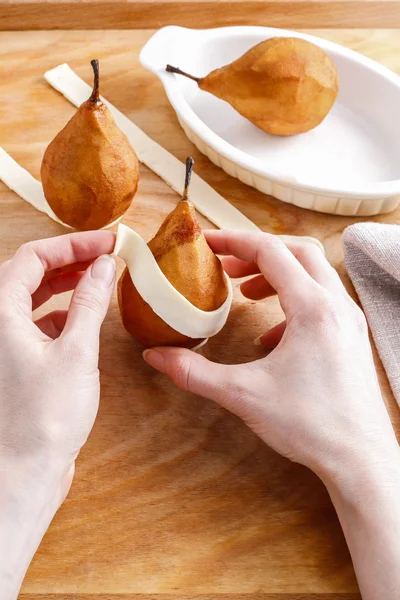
118;158;229;348
41;59;139;230
167;37;339;136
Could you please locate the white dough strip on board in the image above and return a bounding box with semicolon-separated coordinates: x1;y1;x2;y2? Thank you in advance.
0;147;67;225
43;63;324;252
114;224;233;339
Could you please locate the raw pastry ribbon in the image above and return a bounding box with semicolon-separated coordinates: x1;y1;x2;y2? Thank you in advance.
115;223;233;340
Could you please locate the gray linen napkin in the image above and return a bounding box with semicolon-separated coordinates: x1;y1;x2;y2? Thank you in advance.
342;222;400;404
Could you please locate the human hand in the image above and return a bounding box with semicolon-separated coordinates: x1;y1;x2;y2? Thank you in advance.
143;230;399;480
0;231;115;599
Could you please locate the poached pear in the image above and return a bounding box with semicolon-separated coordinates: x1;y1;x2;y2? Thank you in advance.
118;158;228;348
41;59;139;230
167;37;339;136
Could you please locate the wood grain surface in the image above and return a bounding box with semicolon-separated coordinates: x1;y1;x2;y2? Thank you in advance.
19;596;363;599
2;0;400;30
19;592;361;600
1;29;399;599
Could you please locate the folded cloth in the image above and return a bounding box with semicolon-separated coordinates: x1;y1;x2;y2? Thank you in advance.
343;222;400;405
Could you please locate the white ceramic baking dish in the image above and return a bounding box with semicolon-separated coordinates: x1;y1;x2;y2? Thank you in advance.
140;26;400;217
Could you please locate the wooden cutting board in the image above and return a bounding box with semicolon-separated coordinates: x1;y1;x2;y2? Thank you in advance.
1;28;400;600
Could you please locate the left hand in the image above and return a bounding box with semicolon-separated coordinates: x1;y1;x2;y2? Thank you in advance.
0;231;116;600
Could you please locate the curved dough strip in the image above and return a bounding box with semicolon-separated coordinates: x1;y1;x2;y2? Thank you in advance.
114;224;233;339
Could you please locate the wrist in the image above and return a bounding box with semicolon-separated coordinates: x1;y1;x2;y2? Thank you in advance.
318;436;400;508
322;443;400;600
1;443;69;493
0;461;66;600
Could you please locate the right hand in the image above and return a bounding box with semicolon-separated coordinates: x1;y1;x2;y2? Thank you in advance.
143;230;399;480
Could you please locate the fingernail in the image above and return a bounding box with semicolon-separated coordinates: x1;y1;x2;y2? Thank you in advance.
143;349;165;373
254;335;263;346
91;255;116;287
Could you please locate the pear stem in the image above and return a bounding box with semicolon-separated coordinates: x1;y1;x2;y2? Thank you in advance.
182;157;194;201
89;59;100;102
166;65;201;84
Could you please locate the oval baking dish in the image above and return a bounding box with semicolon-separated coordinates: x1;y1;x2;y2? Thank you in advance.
140;26;400;217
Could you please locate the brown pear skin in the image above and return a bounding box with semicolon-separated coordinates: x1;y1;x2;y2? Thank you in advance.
118;158;228;349
41;59;139;230
167;37;339;136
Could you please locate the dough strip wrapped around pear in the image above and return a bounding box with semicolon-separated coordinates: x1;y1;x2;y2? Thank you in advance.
167;37;339;136
41;59;139;230
118;158;229;348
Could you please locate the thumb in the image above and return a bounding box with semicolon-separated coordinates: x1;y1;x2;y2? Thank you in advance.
143;346;235;404
63;254;116;346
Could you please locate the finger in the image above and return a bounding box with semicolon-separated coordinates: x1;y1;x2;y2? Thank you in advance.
222;240;339;298
220;256;260;279
143;346;243;407
254;321;287;349
240;274;276;301
62;255;116;349
205;230;315;314
32;271;85;310
143;348;275;432
1;231;116;315
43;260;93;282
238;244;337;300
219;239;332;285
35;310;68;339
290;243;342;291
